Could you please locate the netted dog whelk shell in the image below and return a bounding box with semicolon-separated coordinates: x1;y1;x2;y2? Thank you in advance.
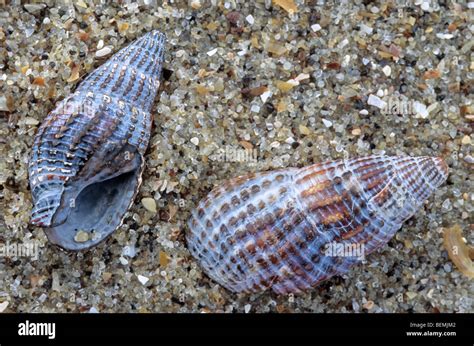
187;155;448;294
29;31;166;250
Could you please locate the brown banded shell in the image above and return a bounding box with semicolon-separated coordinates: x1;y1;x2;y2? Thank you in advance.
186;155;448;294
28;31;166;250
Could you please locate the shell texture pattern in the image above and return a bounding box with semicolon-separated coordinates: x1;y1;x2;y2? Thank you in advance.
28;31;166;250
187;155;448;294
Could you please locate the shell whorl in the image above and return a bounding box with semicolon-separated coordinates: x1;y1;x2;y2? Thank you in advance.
28;31;166;250
186;155;448;294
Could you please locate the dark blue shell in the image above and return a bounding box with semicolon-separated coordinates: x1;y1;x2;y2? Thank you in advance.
29;31;166;250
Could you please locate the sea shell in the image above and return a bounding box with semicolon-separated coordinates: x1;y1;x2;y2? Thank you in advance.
443;224;474;279
28;31;166;250
187;155;448;294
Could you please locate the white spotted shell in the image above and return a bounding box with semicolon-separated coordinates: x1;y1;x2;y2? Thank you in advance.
187;155;448;294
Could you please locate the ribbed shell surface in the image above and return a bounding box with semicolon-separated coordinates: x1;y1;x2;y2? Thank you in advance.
187;155;448;294
28;31;165;249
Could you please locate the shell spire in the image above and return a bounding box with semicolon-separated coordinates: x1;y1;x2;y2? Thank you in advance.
28;31;166;250
186;155;448;294
77;31;165;112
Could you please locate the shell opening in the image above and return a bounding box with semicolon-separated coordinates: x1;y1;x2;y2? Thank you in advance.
44;147;143;251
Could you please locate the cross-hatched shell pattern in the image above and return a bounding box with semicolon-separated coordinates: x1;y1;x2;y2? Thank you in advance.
187;155;448;294
28;31;166;251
